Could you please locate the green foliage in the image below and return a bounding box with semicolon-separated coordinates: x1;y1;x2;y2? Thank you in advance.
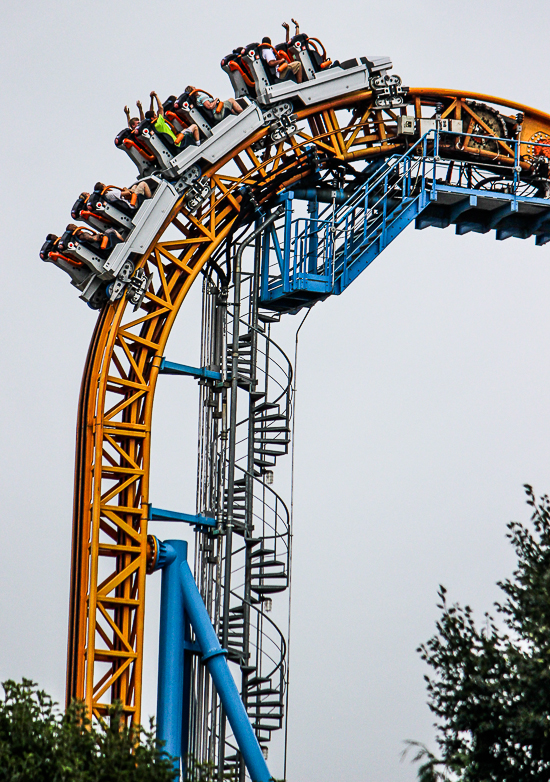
401;741;451;782
410;486;550;781
185;755;219;782
0;678;177;781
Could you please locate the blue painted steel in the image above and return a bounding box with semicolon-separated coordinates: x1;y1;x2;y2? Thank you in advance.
155;539;191;773
259;128;550;312
159;357;222;381
283;195;292;294
178;559;273;782
274;188;347;204
148;505;216;528
153;538;273;781
307;197;319;273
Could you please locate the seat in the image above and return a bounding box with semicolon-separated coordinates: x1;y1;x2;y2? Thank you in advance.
40;234;85;268
115;128;156;162
114;127;158;177
40;234;60;261
89;187;136;219
58;227;112;262
174;91;214;138
136;119;181;157
290;33;332;75
176;89;218;124
221;49;257;98
163;95;190;132
256;43;280;86
273;43;299;83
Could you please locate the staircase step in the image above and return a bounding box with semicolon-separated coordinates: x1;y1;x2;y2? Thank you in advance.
253;425;290;433
258;312;281;323
227;650;246;661
251;584;288;594
246;687;279;697
247;700;284;708
249;548;275;557
252;723;281;731
247;712;284;720
254;437;291;444
252;571;287;579
253;402;281;413
247;676;272;686
250;560;286;569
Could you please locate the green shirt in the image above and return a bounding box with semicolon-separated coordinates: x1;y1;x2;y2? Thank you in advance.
154;115;179;145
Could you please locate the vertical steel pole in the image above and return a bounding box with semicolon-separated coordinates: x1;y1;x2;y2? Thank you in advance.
221;210;283;777
283;196;293;293
156;539;190;774
307;198;319;273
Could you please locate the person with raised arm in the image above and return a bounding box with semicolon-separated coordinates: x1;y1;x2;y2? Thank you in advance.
146;91;200;147
260;36;303;83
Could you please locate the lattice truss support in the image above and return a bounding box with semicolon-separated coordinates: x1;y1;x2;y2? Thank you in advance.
66;87;550;723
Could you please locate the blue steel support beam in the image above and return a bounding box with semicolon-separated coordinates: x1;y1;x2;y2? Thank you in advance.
283;194;293;294
178;559;273;782
159;357;222;381
151;538;273;782
148;505;216;528
155;540;191;774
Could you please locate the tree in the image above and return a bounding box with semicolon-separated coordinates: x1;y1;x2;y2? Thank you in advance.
0;678;177;781
410;485;550;781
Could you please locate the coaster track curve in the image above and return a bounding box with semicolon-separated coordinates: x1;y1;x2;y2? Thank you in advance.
64;85;550;725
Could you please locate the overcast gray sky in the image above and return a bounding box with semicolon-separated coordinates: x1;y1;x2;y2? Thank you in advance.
2;0;550;779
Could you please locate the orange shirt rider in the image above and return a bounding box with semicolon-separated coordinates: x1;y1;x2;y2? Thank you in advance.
260;37;303;84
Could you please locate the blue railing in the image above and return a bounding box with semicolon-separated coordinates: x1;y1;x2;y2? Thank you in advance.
260;127;550;307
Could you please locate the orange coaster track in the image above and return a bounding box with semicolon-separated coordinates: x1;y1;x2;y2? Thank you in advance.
66;87;550;723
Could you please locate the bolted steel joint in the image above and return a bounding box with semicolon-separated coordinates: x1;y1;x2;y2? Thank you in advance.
146;535;177;573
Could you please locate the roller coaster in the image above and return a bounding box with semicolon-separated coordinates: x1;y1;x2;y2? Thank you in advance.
40;26;550;782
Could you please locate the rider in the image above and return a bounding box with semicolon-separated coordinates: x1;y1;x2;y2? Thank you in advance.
260;36;303;83
120;181;153;207
283;17;300;41
124;100;145;130
147;92;200;147
65;224;124;254
185;86;243;121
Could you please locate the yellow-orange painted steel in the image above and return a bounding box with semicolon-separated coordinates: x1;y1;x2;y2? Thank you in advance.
67;88;550;723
